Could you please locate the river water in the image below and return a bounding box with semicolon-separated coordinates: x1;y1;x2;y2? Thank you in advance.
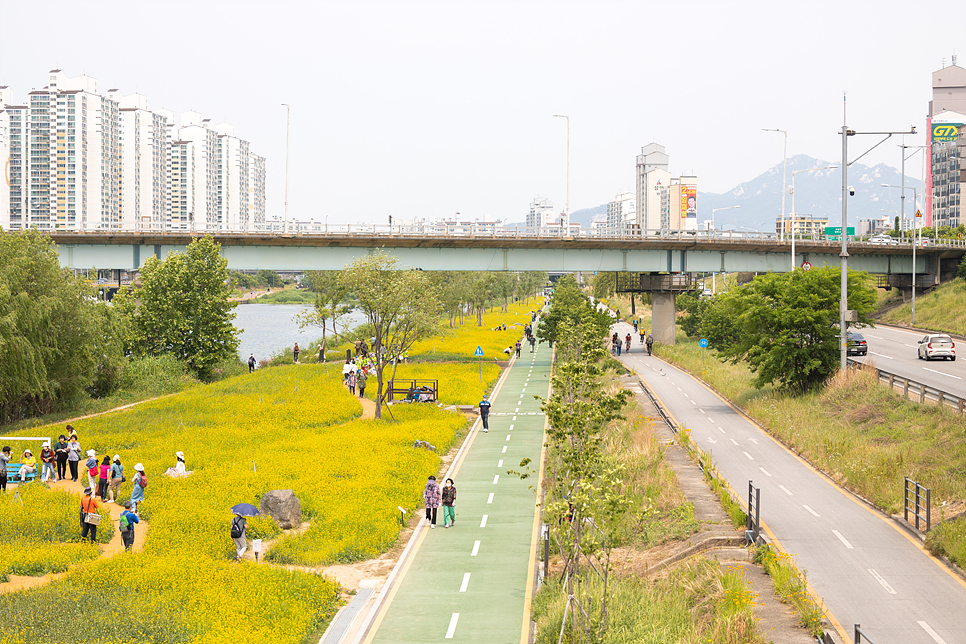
233;304;367;361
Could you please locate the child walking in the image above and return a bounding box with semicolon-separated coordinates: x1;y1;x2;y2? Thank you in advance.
441;478;457;528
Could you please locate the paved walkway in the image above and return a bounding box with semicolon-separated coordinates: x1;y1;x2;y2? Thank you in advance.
365;341;550;644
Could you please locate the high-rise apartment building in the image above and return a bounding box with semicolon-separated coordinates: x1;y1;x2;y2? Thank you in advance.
527;197;556;230
656;176;699;231
1;70;266;232
605;192;636;235
635;143;670;232
926;58;966;228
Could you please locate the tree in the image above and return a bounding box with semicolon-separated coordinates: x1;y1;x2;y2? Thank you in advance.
468;273;495;326
591;271;615;300
113;236;239;379
0;229;124;420
294;270;352;360
957;254;966;280
706;267;877;391
537;275;613;347
491;272;516;312
340;253;441;419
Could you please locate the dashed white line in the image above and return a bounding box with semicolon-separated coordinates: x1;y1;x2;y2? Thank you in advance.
471;540;480;556
870;352;894;360
743;451;754;460
487;493;494;504
924;367;963;380
683;393;690;398
730;438;739;445
718;427;726;434
509;424;514;431
803;505;820;517
676;386;682;391
918;621;949;644
869;569;896;594
707;417;714;423
445;613;460;639
492;475;500;484
498;459;503;467
501;446;507;453
691;400;697;405
832;529;854;549
459;572;471;592
759;467;771;477
779;485;793;495
512;416;517;420
506;434;511;441
515;408;520;412
699;408;705;414
480;515;488;528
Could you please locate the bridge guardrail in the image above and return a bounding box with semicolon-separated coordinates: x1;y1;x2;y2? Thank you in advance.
847;359;966;414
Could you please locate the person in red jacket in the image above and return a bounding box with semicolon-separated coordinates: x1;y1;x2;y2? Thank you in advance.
97;456;111;502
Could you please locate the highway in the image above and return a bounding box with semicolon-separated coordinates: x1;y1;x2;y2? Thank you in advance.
612;321;966;644
853;324;963;394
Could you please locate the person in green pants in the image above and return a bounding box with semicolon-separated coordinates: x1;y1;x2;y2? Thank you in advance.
441;478;457;528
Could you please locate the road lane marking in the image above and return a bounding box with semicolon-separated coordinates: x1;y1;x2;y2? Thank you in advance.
707;437;717;444
471;540;480;556
512;416;517;420
743;451;754;460
506;434;511;441
870;352;894;360
487;493;494;504
676;386;682;391
832;529;854;549
509;425;514;431
691;400;697;405
730;438;739;445
445;613;459;639
515;408;520;412
502;446;507;453
803;505;820;517
459;573;471;592
480;515;488;528
918;621;949;644
707;417;715;423
759;467;772;477
493;475;499;484
718;427;726;434
683;393;689;398
869;569;897;594
779;485;793;495
498;459;503;467
924;367;963;380
699;408;705;413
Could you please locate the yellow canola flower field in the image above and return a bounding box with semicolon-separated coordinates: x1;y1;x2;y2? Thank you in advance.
379;362;501;406
409;299;541;360
0;364;468;644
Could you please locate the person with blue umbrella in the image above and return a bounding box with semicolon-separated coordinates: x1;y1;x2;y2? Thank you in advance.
230;503;259;561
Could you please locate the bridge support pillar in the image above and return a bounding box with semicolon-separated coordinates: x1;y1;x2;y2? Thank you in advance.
652;292;677;345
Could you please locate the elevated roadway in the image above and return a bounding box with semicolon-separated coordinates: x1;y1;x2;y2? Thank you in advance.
47;230;964;273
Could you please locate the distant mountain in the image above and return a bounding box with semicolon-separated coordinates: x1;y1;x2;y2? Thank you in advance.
699;154;922;232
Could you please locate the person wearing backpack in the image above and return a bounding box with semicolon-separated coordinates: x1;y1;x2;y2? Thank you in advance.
231;514;247;560
108;455;124;503
131;463;147;515
119;501;139;551
85;450;98;491
357;369;368;398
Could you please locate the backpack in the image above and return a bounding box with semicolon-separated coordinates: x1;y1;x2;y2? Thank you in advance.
138;473;148;488
230;517;244;539
120;514;130;534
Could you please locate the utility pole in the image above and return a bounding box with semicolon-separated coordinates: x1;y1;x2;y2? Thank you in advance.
282;103;291;235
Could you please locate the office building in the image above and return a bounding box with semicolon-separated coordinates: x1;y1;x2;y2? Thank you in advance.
775;214;828;237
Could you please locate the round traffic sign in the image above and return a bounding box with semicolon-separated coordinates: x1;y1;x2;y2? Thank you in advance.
699;338;709;348
801;261;812;271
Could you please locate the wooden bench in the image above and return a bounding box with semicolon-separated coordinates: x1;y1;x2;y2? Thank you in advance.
387;379;440;403
5;462;38;484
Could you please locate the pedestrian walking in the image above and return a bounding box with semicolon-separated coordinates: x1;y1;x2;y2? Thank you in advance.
85;450;98;490
441;478;457;528
515;340;522;357
293;342;300;363
0;446;10;492
97;456;111;501
109;455;124;503
131;463;147;514
119;501;139;551
342;360;353;383
18;449;37;483
317;344;324;363
80;488;100;544
529;335;536;352
54;434;69;481
231;514;247;560
357;369;367;398
248;353;257;373
67;436;82;481
347;369;357;396
616;336;622;356
40;442;57;482
423;475;441;528
479;394;491;432
645;334;653;356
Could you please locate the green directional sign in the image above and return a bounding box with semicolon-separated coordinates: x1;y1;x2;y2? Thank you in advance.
824;226;855;236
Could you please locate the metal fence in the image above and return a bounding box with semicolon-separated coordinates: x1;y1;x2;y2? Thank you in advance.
746;480;761;544
848;360;966;414
904;476;931;532
854;624;879;644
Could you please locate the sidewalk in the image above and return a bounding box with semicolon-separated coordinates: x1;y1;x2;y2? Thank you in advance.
363;342;550;644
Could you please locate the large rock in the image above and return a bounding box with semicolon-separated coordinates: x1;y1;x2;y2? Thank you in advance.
260;489;302;529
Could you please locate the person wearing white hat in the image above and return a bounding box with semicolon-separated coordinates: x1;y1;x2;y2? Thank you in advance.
39;441;57;483
130;463;147;515
164;451;188;478
85;449;98;491
18;449;37;483
108;454;124;503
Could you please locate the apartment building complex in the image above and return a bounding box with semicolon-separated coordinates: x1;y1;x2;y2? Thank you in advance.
0;70;265;232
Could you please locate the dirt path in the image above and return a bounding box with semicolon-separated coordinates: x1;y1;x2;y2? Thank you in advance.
0;478;150;595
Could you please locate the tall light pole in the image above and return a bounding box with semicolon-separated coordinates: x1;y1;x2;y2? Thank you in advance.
883;183;920;324
839;116;916;372
553;115;570;232
790;165;836;269
763;128;788;241
281;103;291;235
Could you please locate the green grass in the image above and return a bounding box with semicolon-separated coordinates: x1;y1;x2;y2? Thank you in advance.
753;544;825;636
253;288;318;304
880;278;966;334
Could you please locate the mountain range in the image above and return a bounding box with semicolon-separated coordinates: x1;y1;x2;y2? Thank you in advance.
513;155;923;232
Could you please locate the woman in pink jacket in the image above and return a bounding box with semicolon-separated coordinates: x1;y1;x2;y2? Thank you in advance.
423;475;441;529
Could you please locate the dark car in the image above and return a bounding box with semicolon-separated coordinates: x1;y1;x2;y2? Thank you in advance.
847;332;868;356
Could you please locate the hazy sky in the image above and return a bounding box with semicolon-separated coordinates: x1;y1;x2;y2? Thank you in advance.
1;0;958;223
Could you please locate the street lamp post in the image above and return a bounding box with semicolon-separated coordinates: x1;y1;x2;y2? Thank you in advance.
790;165;836;269
882;183;920;324
553;115;570;232
281;103;291;235
763;128;788;241
710;205;739;293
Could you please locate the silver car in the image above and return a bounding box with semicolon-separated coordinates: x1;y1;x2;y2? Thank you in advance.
917;334;956;361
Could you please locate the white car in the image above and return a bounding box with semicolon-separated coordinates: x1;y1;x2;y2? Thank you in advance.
917;334;956;361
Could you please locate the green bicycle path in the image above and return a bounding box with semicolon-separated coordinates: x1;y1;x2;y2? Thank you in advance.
367;342;551;644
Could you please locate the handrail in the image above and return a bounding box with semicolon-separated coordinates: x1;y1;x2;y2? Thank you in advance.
848;359;966;414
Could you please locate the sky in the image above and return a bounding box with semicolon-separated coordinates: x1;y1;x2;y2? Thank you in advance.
1;0;959;224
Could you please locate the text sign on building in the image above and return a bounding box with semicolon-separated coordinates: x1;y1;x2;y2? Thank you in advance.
681;186;697;219
931;123;962;142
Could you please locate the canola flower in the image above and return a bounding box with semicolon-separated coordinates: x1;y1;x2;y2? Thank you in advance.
409;299;540;359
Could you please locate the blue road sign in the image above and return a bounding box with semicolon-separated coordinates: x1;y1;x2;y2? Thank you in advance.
699;338;709;348
474;346;484;357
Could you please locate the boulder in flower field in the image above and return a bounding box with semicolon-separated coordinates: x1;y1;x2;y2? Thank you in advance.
260;489;302;529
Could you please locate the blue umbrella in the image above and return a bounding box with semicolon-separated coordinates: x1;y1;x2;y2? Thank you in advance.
231;503;260;517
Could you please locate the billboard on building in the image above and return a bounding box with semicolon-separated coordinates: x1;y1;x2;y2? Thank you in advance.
681;186;697;219
932;122;962;142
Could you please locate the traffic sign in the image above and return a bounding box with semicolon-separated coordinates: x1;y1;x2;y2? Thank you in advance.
801;261;812;271
916;210;922;218
474;346;484;357
699;338;709;348
824;226;855;236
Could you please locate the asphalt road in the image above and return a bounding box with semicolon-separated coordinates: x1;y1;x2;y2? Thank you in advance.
612;321;966;644
852;325;963;394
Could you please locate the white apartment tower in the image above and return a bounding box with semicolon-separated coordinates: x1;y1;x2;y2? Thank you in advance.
635;143;670;232
527;197;555;230
606;192;636;236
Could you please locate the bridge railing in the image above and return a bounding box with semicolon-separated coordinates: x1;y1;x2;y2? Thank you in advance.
848;359;966;414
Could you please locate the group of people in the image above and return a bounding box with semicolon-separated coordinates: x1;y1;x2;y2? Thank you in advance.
610;330;653;356
342;359;369;398
423;475;457;528
80;486;140;551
